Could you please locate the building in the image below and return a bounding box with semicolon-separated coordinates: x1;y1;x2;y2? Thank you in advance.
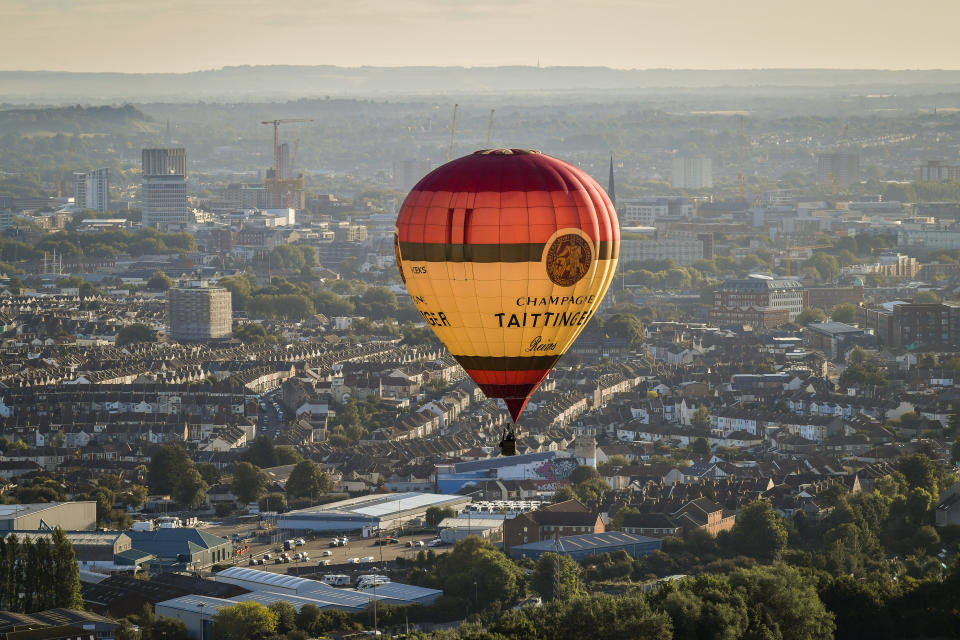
619;196;693;226
73;168;109;212
168;284;232;343
920;160;960;182
709;275;804;326
857;301;960;349
817;153;860;186
804;322;868;360
277;492;471;534
393;159;433;192
672;156;713;189
620;230;704;266
508;531;662;561
0;502;96;532
437;517;504;543
0;609;118;640
11;531;137;572
142;148;188;230
502;500;604;553
125;528;232;571
897;227;960;253
806;286;864;311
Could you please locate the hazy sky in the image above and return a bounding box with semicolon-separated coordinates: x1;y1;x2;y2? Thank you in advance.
4;0;959;73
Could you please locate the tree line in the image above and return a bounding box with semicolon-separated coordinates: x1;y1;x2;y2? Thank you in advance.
0;529;83;613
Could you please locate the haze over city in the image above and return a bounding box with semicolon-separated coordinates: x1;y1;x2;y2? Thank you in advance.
0;2;958;640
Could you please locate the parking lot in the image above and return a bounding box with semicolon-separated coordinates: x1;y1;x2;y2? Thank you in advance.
204;520;449;574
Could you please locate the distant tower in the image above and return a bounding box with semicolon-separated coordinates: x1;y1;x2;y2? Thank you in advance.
141;148;187;230
165;119;171;145
607;154;616;209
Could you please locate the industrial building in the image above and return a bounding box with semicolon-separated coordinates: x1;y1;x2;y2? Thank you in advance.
142;148;188;230
508;532;662;561
0;502;96;532
437;516;504;543
168;284;233;343
277;492;471;534
125;527;232;571
158;568;443;639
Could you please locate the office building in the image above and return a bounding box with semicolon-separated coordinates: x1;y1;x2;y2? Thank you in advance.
672;156;713;189
817;153;860;186
709;275;804;327
73;168;109;211
168;284;232;343
620;230;704;266
806;286;864;311
142;148;188;230
857;301;960;349
920;160;960;182
619;196;693;226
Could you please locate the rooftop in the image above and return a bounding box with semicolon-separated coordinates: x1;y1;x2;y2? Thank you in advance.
512;532;661;553
282;492;469;519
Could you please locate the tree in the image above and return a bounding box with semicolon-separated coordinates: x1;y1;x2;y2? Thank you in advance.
830;303;857;324
259;492;287;512
530;552;584;602
574;477;610;505
728;564;836;640
172;467;208;509
691;406;711;430
795;307;827;326
730;500;787;562
147;270;174;291
914;291;942;303
285;460;332;501
242;436;278;468
232;462;268;504
551;486;575;503
426;506;457;528
692;437;711;457
148;617;190;640
149;445;194;495
605;313;645;350
569;465;600;486
805;253;840;281
952;438;960;465
898;453;941;495
116;323;157;347
196;462;222;486
432;538;526;610
267;601;297;635
209;601;277;640
51;528;82;610
295;603;322;635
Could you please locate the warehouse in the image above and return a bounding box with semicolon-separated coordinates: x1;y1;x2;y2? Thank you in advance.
509;532;662;561
0;502;96;532
436;516;504;543
277;492;471;534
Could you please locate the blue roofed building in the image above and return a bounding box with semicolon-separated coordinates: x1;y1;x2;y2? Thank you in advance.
126;528;233;570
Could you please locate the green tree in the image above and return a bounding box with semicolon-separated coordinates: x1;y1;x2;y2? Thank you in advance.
51;528;82;610
605;314;645;350
730;500;787;562
148;617;190;640
529;552;584;602
574;477;610;505
259;492;287;512
232;462;268;504
551;486;575;503
830;303;857;324
432;537;526;610
267;601;297;635
692;437;711;457
147;270;174;291
691;406;711;430
196;463;222;487
149;445;193;495
569;465;600;485
285;460;332;501
172;467;208;509
116;323;157;347
242;436;278;468
209;601;277;640
425;506;457;528
728;564;836;640
914;291;942;303
795;307;827;326
806;253;841;281
294;603;322;635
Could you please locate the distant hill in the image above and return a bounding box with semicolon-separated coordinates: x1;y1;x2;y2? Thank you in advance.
1;67;960;103
0;104;154;134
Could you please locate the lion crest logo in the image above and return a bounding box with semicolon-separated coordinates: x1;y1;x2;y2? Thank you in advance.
546;234;592;286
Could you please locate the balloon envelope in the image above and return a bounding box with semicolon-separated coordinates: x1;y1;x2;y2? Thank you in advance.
395;149;620;422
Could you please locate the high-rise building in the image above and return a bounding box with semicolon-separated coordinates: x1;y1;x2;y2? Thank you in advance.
393;160;433;192
168;284;232;343
142;148;188;230
817;153;860;186
672;157;713;189
279;142;292;180
73;168;109;211
619;197;693;227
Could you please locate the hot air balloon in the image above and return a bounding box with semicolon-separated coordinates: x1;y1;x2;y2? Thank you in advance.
395;149;620;454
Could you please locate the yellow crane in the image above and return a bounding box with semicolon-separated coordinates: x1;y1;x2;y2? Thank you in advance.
261;118;314;207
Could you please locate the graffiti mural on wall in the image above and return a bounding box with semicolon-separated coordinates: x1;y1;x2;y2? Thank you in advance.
530;457;578;490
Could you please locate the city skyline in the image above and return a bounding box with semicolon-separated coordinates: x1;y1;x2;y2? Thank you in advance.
3;0;960;73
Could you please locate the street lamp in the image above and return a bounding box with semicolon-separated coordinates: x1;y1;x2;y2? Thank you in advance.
197;602;206;640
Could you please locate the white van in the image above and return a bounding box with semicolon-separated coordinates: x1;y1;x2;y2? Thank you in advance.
322;574;351;586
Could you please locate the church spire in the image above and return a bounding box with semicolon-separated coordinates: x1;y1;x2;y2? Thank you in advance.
607;153;616;208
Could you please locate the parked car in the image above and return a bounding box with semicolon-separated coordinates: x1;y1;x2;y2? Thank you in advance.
295;538;305;546
346;557;360;564
414;541;424;547
322;550;333;557
361;556;374;563
317;559;330;566
329;539;339;548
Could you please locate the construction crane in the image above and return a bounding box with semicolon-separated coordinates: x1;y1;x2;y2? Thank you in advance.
447;104;458;162
486;109;495;147
261;118;314;207
56;142;76;199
